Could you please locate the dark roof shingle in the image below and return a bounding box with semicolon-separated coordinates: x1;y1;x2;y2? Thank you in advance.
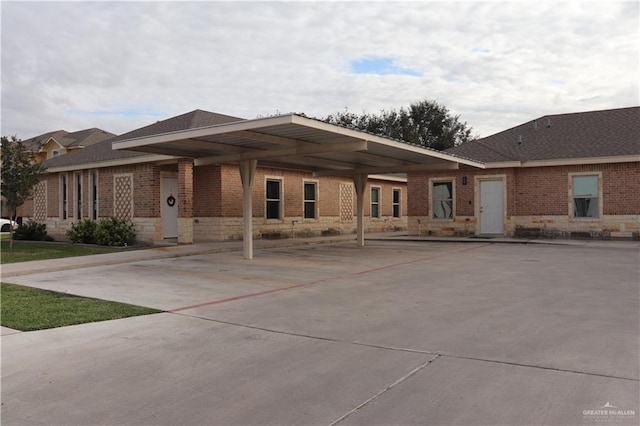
447;107;640;162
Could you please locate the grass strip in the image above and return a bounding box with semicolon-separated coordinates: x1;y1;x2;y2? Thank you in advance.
1;240;141;264
1;283;162;331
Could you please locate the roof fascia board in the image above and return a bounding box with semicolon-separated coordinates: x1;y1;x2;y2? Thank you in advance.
369;174;407;183
45;154;176;173
112;115;294;150
313;161;464;177
484;161;522;168
290;115;486;169
521;155;640;167
194;140;368;166
483;155;640;169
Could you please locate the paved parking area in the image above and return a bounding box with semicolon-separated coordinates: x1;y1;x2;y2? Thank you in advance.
2;240;639;425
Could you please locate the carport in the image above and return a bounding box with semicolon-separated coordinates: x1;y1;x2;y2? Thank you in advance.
113;114;484;259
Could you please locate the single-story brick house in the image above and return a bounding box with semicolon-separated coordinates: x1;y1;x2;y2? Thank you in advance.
25;110;447;245
407;106;640;239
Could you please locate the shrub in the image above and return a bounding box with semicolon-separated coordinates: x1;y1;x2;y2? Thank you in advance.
13;220;53;241
66;219;98;244
94;217;136;246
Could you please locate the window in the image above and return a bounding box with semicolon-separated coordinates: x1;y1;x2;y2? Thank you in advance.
370;187;380;218
90;171;98;220
572;175;599;218
75;172;82;218
266;179;282;219
61;174;68;220
52;150;60;158
303;182;317;219
392;188;401;218
432;181;453;219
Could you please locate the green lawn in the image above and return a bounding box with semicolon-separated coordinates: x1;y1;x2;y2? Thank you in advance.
1;240;141;264
1;283;162;331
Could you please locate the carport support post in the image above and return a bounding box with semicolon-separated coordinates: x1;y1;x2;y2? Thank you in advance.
353;174;368;247
239;160;257;260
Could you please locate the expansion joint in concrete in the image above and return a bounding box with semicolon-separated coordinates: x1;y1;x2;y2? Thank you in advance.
328;354;440;426
438;353;640;382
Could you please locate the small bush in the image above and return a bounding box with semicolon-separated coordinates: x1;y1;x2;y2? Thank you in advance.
13;221;53;241
95;217;136;246
66;219;98;244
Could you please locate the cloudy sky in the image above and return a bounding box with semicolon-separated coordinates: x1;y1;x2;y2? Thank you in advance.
1;1;638;140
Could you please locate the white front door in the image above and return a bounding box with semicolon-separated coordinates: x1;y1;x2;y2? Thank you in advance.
162;177;178;239
479;180;504;235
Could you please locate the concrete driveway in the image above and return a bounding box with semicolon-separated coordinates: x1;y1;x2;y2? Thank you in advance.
2;240;638;425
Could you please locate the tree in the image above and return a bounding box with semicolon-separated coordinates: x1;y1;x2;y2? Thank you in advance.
323;99;475;150
1;135;45;250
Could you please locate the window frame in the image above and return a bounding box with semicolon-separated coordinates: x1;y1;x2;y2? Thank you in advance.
392;188;401;219
90;170;99;220
569;172;602;220
61;174;69;220
74;172;83;219
265;177;283;220
430;178;455;220
303;180;318;220
370;186;381;218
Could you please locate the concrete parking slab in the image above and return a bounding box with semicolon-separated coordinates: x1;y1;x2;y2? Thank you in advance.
2;313;432;426
2;240;639;425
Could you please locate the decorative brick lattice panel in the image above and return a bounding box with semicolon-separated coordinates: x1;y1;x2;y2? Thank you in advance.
340;183;354;222
114;174;133;220
33;181;47;222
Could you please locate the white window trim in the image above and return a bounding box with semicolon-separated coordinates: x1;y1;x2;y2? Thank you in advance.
265;176;284;221
429;177;456;220
392;187;402;219
568;171;602;221
303;179;318;221
370;186;381;219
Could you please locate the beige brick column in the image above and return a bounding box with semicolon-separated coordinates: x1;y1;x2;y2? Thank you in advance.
178;158;194;244
353;174;368;247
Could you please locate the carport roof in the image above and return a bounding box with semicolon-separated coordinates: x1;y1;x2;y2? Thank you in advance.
112;113;485;175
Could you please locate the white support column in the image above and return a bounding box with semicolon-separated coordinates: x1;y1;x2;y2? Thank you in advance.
239;160;257;259
353;174;368;247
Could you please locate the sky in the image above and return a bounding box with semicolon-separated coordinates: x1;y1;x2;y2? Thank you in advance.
1;0;638;140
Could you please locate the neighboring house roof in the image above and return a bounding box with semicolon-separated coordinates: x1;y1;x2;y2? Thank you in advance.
24;128;116;151
447;106;640;163
42;110;244;170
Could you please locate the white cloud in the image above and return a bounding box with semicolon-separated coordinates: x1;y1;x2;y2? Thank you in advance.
1;1;638;139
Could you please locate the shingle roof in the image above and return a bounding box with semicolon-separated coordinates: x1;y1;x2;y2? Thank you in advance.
110;109;244;142
23;128;116;151
42;110;244;169
446;106;640;162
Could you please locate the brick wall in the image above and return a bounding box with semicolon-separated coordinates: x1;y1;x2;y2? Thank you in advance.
407;161;640;238
25;161;408;242
194;165;222;216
